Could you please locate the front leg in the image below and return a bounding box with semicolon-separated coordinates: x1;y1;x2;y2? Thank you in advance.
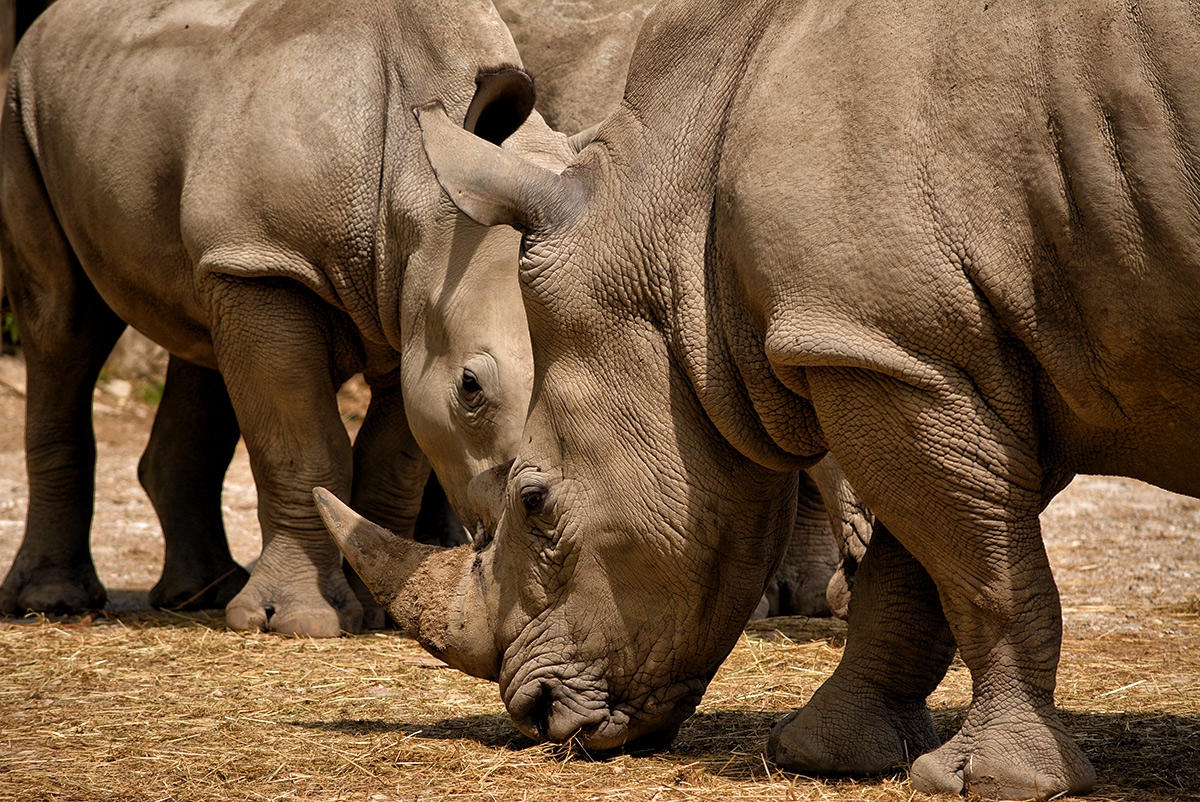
785;366;1095;800
209;277;360;637
139;355;248;610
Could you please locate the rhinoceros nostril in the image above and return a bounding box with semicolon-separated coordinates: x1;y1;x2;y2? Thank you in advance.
521;682;552;742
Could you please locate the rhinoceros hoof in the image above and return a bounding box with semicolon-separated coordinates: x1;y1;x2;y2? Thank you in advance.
224;571;363;637
149;563;250;611
910;720;1096;801
0;561;106;616
768;688;940;776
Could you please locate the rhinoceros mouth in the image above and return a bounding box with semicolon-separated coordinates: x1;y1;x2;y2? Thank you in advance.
503;666;708;751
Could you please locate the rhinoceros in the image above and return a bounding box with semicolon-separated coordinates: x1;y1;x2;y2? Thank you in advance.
0;0;579;637
501;0;869;619
318;0;1200;797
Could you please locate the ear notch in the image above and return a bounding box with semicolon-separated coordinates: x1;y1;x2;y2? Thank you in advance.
464;66;536;145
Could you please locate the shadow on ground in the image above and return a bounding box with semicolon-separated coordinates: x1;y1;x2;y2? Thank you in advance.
1065;710;1200;800
294;713;533;750
296;706;1200;800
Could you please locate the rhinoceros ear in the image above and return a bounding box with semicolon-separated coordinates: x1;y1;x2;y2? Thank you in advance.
567;123;600;155
416;100;584;233
464;67;536;146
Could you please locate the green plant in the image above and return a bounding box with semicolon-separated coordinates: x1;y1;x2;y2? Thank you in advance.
138;380;165;405
1;311;18;346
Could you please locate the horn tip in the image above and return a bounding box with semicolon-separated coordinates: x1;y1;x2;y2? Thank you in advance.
312;486;341;520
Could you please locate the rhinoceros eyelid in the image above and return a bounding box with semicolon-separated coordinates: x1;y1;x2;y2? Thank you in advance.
517;477;548;511
460;368;484;404
457;355;497;415
512;473;556;537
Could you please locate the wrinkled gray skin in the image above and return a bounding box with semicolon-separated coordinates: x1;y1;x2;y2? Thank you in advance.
0;0;574;637
327;0;1200;798
496;0;656;135
504;0;865;620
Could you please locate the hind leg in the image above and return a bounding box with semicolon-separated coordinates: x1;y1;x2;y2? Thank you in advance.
778;366;1095;800
139;355;249;610
0;218;126;615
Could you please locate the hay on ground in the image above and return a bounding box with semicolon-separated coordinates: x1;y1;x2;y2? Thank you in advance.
1;609;1196;802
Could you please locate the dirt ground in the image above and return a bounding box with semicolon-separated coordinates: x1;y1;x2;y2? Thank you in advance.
0;355;1197;801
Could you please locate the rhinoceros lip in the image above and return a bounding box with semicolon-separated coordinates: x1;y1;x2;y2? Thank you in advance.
505;671;613;743
503;668;707;751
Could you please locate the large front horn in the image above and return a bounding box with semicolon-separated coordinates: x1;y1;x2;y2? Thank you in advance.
415;101;585;233
314;488;500;681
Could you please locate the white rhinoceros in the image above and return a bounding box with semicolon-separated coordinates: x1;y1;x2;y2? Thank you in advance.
501;0;871;620
321;0;1200;797
0;0;578;637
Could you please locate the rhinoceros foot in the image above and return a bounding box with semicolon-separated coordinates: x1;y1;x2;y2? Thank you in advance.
150;562;249;612
910;710;1096;801
0;556;106;616
768;677;940;777
224;541;362;637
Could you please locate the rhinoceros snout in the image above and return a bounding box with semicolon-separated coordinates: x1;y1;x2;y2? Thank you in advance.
505;671;705;752
508;676;612;745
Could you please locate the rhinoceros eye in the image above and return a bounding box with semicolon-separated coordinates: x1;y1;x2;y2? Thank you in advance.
460;368;484;406
520;485;546;515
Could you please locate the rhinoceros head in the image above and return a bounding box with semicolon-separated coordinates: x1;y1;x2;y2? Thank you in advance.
315;86;801;749
393;60;540;530
389;9;582;527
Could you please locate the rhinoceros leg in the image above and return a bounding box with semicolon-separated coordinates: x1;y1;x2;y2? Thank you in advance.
344;380;433;629
786;367;1095;800
769;522;954;772
762;470;840;617
208;277;360;638
138;355;248;610
0;170;126;614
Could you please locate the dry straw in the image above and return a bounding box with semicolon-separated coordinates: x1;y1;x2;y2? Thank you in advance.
1;609;1196;802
